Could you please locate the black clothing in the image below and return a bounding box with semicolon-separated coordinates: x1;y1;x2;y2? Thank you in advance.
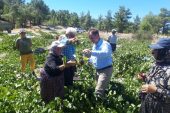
64;66;76;86
110;43;116;52
44;53;63;77
40;53;64;103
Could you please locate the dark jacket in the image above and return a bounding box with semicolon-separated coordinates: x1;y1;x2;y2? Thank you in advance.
44;53;63;77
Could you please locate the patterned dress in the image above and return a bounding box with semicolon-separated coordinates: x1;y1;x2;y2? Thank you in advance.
140;63;170;113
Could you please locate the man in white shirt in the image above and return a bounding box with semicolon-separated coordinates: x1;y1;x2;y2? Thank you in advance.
108;29;117;52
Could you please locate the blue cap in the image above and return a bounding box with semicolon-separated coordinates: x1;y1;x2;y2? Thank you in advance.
149;38;170;49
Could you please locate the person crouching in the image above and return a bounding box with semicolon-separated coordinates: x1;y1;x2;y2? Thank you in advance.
40;41;66;103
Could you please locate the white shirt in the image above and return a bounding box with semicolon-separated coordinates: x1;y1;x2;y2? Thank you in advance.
108;34;117;44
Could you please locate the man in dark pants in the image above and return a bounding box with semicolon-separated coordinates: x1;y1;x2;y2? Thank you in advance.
107;29;117;52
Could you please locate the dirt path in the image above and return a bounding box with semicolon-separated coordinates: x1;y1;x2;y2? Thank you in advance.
100;31;133;40
11;26;66;35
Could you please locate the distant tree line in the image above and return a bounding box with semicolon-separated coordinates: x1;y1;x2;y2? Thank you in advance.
0;0;170;33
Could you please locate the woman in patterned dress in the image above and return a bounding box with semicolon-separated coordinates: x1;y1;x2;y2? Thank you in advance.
138;38;170;113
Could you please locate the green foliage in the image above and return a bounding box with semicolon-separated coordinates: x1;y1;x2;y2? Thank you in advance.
159;8;170;22
132;15;141;33
104;10;113;32
132;30;153;40
84;11;92;30
140;20;152;32
113;6;132;33
96;15;105;31
140;13;162;33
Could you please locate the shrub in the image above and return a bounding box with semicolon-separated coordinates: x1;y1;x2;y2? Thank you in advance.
132;30;153;40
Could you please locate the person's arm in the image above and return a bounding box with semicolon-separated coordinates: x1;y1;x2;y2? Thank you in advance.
45;60;63;74
57;60;77;70
67;38;78;44
44;56;65;76
66;60;77;66
141;75;170;102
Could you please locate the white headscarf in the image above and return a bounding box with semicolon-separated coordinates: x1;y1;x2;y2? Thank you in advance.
49;41;65;55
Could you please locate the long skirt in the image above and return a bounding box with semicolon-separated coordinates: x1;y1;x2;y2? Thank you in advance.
64;66;76;86
140;94;170;113
40;69;64;103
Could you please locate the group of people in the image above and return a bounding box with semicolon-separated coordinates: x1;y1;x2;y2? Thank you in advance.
40;28;116;103
14;27;170;113
14;27;117;103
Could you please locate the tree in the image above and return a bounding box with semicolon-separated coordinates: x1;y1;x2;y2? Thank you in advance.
29;0;49;25
56;10;70;27
69;12;79;27
45;9;58;26
50;10;56;25
140;20;152;31
79;12;86;29
133;15;141;32
159;8;170;18
84;11;92;30
105;10;113;32
140;12;162;33
113;6;132;33
0;0;4;18
159;8;170;27
91;18;98;28
97;15;104;30
2;0;25;26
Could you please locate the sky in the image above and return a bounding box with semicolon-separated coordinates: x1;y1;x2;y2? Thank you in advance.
25;0;170;21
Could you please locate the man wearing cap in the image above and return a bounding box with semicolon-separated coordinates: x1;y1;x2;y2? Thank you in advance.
15;29;35;75
83;28;113;99
138;38;170;113
107;29;117;52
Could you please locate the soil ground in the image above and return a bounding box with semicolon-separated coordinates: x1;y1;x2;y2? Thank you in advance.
10;26;169;41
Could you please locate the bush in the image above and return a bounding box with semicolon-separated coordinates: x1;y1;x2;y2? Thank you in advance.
132;30;153;40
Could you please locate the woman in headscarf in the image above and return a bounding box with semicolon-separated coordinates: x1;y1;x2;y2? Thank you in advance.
40;41;70;103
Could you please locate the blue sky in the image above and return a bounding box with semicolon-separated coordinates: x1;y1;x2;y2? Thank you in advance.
26;0;169;20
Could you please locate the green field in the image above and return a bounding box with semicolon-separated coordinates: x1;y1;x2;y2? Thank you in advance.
0;32;153;113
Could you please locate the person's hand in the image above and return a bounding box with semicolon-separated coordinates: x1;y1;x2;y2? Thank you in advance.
137;73;146;80
68;38;77;43
58;64;65;71
83;49;91;53
66;60;76;67
141;84;157;93
79;59;84;65
82;49;91;58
